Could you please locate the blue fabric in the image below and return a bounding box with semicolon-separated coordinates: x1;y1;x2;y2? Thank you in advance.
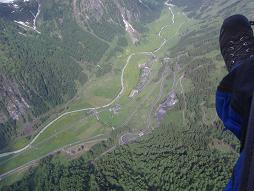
216;90;243;191
224;154;243;191
216;91;243;139
230;61;244;72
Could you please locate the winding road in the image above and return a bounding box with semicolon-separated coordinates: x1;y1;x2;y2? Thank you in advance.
0;0;182;181
0;0;176;159
0;52;139;158
0;137;107;180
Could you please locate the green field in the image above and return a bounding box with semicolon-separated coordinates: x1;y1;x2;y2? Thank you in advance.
0;5;189;178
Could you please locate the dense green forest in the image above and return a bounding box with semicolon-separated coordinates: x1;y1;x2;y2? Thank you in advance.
0;18;88;149
2;124;237;191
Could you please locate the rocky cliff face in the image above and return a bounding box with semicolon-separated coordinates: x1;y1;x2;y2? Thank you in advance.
0;75;29;123
72;0;143;42
73;0;164;43
0;74;31;148
75;0;144;23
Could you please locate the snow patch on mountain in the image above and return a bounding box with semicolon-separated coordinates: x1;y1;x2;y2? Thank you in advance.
122;14;136;33
121;14;140;44
0;0;14;3
14;20;41;33
0;0;29;3
0;0;41;33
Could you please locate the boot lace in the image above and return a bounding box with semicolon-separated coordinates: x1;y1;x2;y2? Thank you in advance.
222;35;254;70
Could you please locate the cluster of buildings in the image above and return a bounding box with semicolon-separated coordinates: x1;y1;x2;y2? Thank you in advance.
156;92;178;126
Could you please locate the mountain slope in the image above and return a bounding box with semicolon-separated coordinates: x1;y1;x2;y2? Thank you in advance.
0;0;165;150
0;0;38;28
0;19;87;149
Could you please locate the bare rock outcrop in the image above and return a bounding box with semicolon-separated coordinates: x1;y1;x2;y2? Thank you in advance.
0;75;29;122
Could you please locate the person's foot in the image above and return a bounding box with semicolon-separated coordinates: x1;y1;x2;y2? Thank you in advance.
220;14;254;72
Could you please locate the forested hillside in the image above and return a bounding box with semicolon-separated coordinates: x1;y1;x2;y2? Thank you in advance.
0;0;165;151
0;18;88;150
2;0;254;190
3;123;237;191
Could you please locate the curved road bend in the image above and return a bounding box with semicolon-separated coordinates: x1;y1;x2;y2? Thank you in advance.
0;1;176;159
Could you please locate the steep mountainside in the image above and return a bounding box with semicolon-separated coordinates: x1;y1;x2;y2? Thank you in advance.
3;0;254;190
0;0;164;150
40;0;164;43
0;0;38;28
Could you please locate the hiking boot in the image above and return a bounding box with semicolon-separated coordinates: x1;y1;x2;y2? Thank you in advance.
220;14;254;72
